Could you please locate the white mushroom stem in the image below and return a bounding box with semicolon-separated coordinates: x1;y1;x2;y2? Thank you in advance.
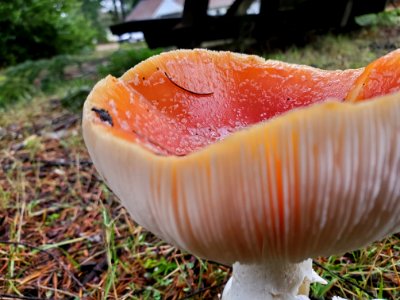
222;259;327;300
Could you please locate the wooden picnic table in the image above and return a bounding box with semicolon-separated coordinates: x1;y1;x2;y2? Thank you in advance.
110;0;388;48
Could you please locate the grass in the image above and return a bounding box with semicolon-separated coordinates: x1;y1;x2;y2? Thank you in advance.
265;26;400;69
0;45;161;109
1;19;400;299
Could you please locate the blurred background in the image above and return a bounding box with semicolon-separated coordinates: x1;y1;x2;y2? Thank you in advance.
1;1;400;299
0;0;399;107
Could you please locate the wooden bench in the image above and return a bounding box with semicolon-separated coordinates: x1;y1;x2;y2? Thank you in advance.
110;0;388;48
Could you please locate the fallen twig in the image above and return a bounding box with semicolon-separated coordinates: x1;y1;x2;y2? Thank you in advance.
0;294;47;300
51;114;79;131
0;240;85;291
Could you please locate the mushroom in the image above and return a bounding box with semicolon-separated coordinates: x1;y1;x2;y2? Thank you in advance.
82;49;400;299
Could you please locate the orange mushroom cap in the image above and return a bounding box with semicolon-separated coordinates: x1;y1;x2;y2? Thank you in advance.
83;49;400;265
346;49;400;102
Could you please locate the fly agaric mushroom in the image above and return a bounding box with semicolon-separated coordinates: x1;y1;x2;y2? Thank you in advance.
82;49;400;299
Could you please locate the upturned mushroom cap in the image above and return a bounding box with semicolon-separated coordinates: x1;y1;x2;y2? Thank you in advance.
82;49;400;265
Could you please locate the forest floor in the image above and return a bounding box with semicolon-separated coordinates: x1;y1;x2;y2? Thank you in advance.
1;16;400;300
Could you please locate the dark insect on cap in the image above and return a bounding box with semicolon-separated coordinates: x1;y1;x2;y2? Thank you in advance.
91;107;113;126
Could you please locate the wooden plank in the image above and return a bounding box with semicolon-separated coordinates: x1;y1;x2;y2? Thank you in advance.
182;0;209;25
110;18;181;35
